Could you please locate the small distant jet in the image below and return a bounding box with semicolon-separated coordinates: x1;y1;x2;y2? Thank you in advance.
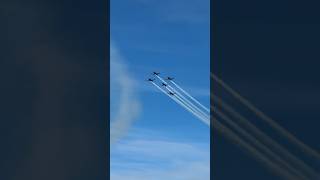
166;77;174;80
161;82;167;87
153;72;160;75
168;92;176;96
147;78;155;82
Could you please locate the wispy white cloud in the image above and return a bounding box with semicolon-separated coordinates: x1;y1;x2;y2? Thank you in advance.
111;128;210;180
111;161;210;180
110;44;142;144
112;139;207;160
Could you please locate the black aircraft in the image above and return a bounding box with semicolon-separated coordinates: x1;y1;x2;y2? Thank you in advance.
147;78;155;82
166;77;174;80
161;82;167;86
153;72;160;75
168;92;176;96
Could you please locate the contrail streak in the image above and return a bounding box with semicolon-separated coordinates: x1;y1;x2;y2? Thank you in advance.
163;85;210;119
170;80;210;113
150;74;318;179
212;95;320;179
213;107;310;180
211;73;320;160
184;88;314;178
155;75;210;113
151;82;209;125
152;76;306;179
170;95;209;125
212;118;301;180
173;88;210;119
173;90;210;120
155;75;210;119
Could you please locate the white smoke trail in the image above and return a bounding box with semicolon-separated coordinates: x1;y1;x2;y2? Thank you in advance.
213;108;310;180
212;95;320;179
155;75;209;119
211;73;320;160
213;118;302;180
172;89;210;119
173;90;209;120
163;85;210;119
170;80;210;113
151;74;316;179
110;45;141;145
151;82;209;125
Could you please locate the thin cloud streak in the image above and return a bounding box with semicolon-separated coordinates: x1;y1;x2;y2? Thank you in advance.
111;132;209;180
110;44;141;145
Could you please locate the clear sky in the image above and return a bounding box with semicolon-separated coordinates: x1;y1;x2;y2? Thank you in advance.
110;0;210;179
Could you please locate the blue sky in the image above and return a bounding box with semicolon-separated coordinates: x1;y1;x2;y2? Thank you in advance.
110;0;210;179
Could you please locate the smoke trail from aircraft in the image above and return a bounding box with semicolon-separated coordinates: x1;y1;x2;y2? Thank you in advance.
151;82;209;125
172;88;210;119
155;75;210;119
170;80;210;113
149;73;318;179
163;85;210;119
153;82;209;125
150;75;310;179
213;118;302;180
211;73;320;160
173;91;210;120
213;108;310;180
212;95;319;179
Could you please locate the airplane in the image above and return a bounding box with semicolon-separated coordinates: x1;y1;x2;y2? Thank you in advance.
146;78;155;82
166;77;174;80
161;82;168;86
168;92;176;96
153;72;160;75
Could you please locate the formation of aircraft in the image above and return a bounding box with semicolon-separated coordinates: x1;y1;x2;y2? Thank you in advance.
147;72;176;96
